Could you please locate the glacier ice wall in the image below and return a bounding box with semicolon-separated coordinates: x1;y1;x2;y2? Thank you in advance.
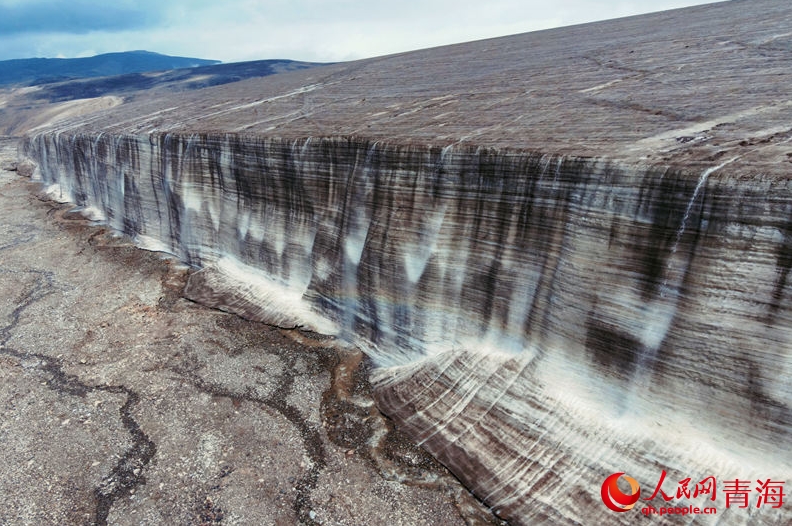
22;131;792;524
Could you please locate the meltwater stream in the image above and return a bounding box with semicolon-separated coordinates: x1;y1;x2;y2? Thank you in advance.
625;157;744;410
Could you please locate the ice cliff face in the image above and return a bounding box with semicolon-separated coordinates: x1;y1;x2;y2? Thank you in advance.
22;130;792;524
16;0;792;523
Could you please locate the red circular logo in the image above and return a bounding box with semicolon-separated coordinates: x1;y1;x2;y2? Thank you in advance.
601;472;641;512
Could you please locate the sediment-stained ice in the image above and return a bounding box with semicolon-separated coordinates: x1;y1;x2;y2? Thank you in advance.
22;132;792;524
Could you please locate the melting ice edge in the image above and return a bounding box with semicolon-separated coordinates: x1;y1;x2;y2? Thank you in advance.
21;132;792;525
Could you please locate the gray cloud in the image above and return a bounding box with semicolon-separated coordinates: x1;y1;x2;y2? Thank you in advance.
0;0;160;35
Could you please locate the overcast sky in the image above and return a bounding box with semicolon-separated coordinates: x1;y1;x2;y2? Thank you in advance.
0;0;719;63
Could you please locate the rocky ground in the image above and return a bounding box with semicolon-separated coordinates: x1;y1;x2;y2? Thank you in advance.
0;137;505;526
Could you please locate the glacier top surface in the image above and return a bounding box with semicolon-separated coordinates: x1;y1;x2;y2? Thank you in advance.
27;0;792;173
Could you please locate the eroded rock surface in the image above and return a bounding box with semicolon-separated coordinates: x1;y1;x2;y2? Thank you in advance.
14;1;792;524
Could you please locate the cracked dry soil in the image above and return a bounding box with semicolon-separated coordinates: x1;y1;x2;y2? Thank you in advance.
0;138;505;526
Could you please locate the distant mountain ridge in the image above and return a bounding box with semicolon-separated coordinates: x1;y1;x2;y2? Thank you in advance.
0;52;328;135
27;59;329;103
0;50;221;87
